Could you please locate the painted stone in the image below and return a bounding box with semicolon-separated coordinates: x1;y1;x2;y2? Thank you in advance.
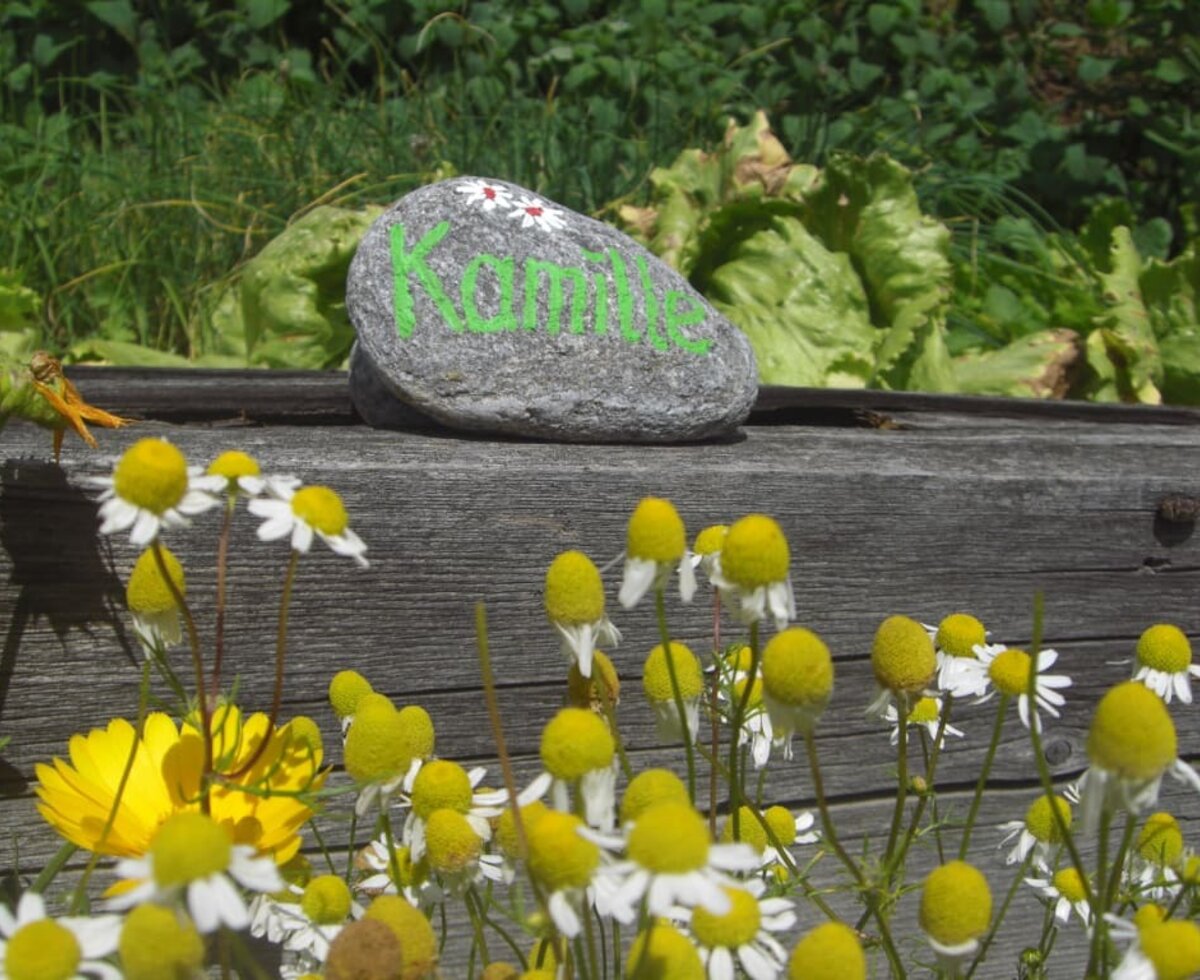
347;176;757;442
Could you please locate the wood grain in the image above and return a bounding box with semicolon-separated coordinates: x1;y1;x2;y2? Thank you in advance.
2;371;1199;977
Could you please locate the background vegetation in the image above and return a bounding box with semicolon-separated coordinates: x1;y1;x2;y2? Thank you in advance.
1;0;1197;399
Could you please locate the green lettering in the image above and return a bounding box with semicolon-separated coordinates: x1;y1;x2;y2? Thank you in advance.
461;254;516;333
664;290;713;356
608;250;640;342
389;221;462;337
635;255;669;352
523;259;588;335
581;249;608;337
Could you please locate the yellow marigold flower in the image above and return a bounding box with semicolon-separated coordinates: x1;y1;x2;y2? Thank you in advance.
34;706;323;864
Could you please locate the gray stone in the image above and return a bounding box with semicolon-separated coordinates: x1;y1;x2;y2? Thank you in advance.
348;342;440;431
346;176;757;442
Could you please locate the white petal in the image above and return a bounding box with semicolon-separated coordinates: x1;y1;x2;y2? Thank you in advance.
290;519;314;553
618;558;657;609
709;946;735;980
677;556;697;604
738;943;778;980
129;509;162;547
549;890;581;938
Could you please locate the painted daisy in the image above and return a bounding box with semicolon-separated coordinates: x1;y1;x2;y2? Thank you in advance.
248;482;368;567
454;178;514;212
968;645;1072;733
508;195;566;232
1132;623;1200;705
885;695;964;748
1078;681;1200;835
683;878;795;980
544;549;622;679
585;800;760;925
0;891;121;980
1025;867;1092;928
92;437;223;546
996;793;1072;872
709;514;795;631
618;496;696;610
105;811;284;933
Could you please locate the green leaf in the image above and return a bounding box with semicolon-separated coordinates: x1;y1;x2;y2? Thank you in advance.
953;329;1082;398
242;0;291;30
867;4;901;36
84;0;136;39
1153;57;1187;84
1078;55;1117;84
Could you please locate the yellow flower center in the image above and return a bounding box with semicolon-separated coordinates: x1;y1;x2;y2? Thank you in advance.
290;485;348;535
363;895;437;978
568;650;621;709
720;806;768;852
302;874;353;925
788;921;866;980
527;810;600;891
872;615;936;695
935;613;986;658
693;524;729;556
423;808;481;874
119;904;205;980
1134;904;1167;929
627;497;686;563
1137;811;1184;866
988;649;1031;697
328;670;373;719
397;705;436;761
919;860;992;946
1139;920;1200;980
733;675;764;708
626;922;705;979
344;699;412;785
764;805;797;846
1183;854;1200;885
113;438;189;515
761;627;834;705
619;768;690;825
1137;624;1192;673
1024;794;1071;844
150;811;231;887
324;920;403;980
726;645;753;672
411;760;473;819
1087;681;1177;780
206;449;260;482
540;707;615;780
544;550;606;625
5;919;81;980
285;715;323;757
642;642;703;702
720;514;789;588
690;885;760;949
628;802;709;873
126;545;186;615
907;697;940;725
1052;867;1088;904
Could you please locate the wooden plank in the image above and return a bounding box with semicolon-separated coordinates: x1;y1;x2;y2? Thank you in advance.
2;378;1199;976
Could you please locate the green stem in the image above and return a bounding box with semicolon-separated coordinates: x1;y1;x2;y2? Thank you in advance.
210;493;236;698
728;621;760;840
708;588;722;836
958;693;1009;860
654;587;696;803
225;548;300;779
1088;807;1112;976
883;693;910;864
465;885;492;966
965;850;1035;978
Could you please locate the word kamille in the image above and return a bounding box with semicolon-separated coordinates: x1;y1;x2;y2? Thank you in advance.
389;220;714;355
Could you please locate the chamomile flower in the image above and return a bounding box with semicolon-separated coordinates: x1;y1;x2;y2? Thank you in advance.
725;674;780;766
93;437;223;546
927;613;993;698
1133;624;1200;705
540;707;618;831
618;497;696;610
1025;867;1092;928
885;696;964;747
328;669;375;734
125;545;186;650
248;482;368;567
355;838;442;909
250;875;358;964
919;860;993;975
206;449;296;499
544;550;622;679
710;514;795;630
1079;681;1200;834
690;524;729;583
344;695;422;816
117;903;204;980
787;921;867;980
586;800;760;925
759;627;834;749
422;807;508;891
525;809;602;938
866;615;936;719
1110;910;1200;980
997;794;1072;871
619;768;690;826
684;878;795;980
0;891;121;980
720;805;818;872
1132;812;1186;901
626;921;705;979
969;646;1072;733
106;811;284;933
362;895;439;980
508;195;567;232
642;640;704;743
455;178;514;212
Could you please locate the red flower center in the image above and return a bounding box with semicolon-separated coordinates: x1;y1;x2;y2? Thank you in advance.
526;206;543;217
483;187;496;199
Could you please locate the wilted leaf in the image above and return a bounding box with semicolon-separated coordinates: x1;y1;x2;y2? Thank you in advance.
954;329;1082;398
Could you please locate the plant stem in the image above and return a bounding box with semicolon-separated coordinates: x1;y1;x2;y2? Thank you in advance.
883;693;910;864
728;621;759;840
958;693;1008;860
210;492;235;699
965;850;1034;978
654;587;696;803
708;589;722;836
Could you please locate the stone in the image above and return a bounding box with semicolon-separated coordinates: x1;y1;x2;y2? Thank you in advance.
347;177;758;442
